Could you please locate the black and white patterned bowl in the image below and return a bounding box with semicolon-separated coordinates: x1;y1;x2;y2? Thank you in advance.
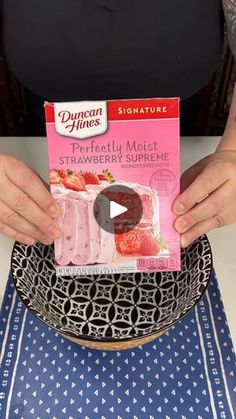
11;235;212;350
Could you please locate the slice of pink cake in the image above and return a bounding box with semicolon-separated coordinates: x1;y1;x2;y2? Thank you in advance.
51;184;116;266
51;180;159;266
104;180;159;235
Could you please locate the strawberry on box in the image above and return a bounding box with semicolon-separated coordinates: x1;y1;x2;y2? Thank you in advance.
63;171;86;192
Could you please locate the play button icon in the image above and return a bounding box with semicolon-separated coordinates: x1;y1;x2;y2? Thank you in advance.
93;184;143;234
110;201;128;219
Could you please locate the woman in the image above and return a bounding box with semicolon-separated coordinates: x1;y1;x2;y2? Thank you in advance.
0;0;236;248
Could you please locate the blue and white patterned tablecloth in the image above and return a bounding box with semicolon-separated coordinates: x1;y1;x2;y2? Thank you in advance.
0;272;235;419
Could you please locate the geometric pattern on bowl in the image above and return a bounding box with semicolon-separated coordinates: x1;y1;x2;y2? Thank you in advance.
11;235;212;342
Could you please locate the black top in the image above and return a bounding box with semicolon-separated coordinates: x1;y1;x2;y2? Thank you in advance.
3;1;223;108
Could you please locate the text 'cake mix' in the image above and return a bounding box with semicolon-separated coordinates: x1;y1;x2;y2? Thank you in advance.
45;98;180;276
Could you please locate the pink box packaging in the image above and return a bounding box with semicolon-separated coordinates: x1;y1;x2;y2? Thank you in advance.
45;98;180;276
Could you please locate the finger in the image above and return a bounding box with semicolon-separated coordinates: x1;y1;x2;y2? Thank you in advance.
3;156;60;217
0;179;61;240
0;220;36;245
180;215;225;248
0;200;54;245
173;161;229;215
174;181;231;233
180;156;209;192
31;168;50;192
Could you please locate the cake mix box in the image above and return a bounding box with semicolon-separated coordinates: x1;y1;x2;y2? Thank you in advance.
45;98;180;276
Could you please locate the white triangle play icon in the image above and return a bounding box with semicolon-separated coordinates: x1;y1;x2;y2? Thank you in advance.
110;201;128;219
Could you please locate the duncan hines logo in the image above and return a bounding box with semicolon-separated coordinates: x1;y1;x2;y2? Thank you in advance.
54;101;107;139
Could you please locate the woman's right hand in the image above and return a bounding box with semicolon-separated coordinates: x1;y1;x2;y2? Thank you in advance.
0;153;61;245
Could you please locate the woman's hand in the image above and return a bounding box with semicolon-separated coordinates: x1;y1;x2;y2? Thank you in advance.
172;150;236;247
0;153;61;245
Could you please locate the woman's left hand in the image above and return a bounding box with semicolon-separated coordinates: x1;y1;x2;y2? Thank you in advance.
172;150;236;247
